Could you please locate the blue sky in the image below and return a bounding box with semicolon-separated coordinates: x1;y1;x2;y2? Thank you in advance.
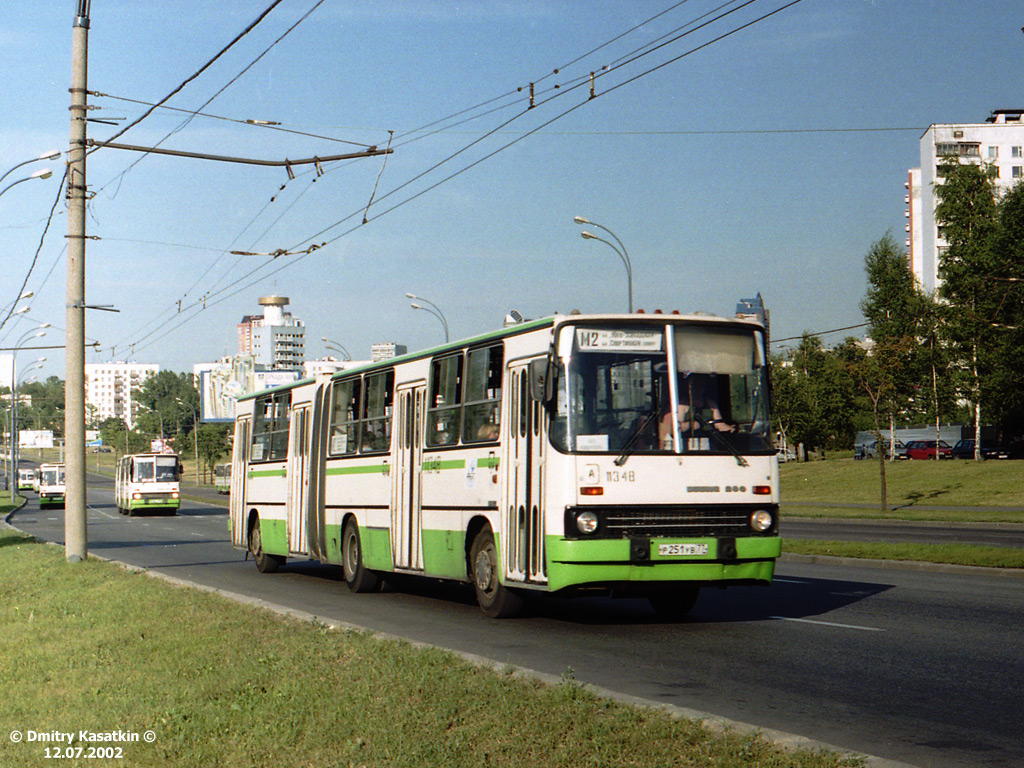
2;0;1022;383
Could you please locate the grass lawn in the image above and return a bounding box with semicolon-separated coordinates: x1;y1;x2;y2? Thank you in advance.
781;458;1024;521
0;529;863;768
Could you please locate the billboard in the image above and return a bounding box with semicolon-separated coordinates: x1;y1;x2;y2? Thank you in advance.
20;430;54;449
199;357;300;422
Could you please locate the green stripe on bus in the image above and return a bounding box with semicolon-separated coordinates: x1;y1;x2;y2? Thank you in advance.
248;468;287;479
422;457;500;471
326;464;390;476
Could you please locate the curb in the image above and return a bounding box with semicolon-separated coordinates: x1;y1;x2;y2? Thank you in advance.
780;552;1024;579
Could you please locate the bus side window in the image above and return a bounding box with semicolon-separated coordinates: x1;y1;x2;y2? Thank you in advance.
426;355;462;447
251;392;290;461
329;378;360;455
361;370;393;453
463;345;502;442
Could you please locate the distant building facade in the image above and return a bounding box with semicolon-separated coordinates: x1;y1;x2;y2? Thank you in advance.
85;362;159;429
236;296;306;370
907;109;1024;294
371;342;408;362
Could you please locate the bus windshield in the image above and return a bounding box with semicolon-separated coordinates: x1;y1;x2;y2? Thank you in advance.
550;323;771;456
133;457;179;482
41;467;65;486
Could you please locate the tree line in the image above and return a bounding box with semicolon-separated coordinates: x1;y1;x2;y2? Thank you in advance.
772;158;1024;460
3;369;231;483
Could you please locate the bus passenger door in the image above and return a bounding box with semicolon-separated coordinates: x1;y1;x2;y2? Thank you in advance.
286;406;311;555
230;417;250;548
502;362;547;586
391;383;424;571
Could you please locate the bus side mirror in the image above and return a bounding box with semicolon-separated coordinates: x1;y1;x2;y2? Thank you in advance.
177;462;184;481
529;357;554;403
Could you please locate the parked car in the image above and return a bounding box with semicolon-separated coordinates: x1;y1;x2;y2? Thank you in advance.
905;439;952;460
952;439;1021;460
777;447;797;463
855;439;906;460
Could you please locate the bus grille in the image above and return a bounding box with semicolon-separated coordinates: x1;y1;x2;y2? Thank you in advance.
565;505;776;539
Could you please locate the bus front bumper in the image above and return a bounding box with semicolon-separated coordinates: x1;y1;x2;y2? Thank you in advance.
544;535;781;593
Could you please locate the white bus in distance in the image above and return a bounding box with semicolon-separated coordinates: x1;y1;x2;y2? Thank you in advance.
230;312;780;618
115;453;183;515
36;463;66;509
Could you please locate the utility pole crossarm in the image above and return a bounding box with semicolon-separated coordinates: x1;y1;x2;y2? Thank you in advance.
84;139;393;167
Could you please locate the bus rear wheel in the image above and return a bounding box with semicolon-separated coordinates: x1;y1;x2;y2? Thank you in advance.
342;518;381;593
470;526;524;619
648;586;700;620
249;517;284;574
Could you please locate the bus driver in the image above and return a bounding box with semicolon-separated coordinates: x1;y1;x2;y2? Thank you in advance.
658;372;735;448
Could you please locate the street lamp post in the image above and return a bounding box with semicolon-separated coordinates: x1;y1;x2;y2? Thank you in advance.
406;293;450;343
574;216;633;313
8;328;47;501
176;398;200;487
320;336;352;361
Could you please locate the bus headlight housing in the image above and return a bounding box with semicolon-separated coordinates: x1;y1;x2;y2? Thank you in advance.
750;509;774;533
576;511;600;535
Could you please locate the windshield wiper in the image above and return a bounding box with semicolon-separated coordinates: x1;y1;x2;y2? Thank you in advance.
689;412;748;467
614;409;660;467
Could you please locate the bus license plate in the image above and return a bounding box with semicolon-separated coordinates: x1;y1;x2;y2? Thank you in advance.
658;543;709;557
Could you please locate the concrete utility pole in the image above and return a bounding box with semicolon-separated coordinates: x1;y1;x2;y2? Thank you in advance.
65;1;90;562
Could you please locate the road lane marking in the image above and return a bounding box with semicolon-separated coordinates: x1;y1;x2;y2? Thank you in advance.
770;616;884;632
772;577;810;584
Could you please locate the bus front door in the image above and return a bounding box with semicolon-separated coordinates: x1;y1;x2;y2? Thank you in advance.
391;383;424;571
502;362;547;586
230;417;250;548
286;405;311;555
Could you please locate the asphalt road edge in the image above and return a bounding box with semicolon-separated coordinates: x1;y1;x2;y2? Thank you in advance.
781;552;1024;579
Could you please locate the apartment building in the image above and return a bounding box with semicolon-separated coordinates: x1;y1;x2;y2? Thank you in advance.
907;108;1024;294
84;362;159;429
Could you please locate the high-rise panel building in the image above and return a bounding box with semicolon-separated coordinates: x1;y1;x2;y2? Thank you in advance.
907;109;1024;294
237;296;305;370
84;362;159;429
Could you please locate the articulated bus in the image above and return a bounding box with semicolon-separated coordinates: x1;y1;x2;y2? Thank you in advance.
115;453;183;515
230;313;779;618
36;463;66;509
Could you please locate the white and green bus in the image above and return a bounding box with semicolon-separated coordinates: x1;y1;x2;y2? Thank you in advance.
115;453;182;515
230;312;780;618
36;463;66;509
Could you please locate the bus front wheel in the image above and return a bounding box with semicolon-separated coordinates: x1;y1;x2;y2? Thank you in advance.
470;526;524;619
342;518;381;593
249;517;284;574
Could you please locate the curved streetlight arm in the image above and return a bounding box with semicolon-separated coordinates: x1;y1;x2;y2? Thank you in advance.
410;304;450;343
0;151;60;187
320;337;351;361
406;293;450;341
580;231;633;313
0;168;53;200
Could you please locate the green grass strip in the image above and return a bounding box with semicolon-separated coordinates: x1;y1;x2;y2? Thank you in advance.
785;539;1024;569
0;529;862;768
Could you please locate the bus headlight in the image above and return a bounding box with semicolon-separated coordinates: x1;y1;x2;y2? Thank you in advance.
750;509;774;533
576;511;600;535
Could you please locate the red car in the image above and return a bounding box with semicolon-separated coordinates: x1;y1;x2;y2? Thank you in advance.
904;439;952;460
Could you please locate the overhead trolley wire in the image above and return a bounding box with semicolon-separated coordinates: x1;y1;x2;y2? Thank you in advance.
119;0;806;356
88;0;286;156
